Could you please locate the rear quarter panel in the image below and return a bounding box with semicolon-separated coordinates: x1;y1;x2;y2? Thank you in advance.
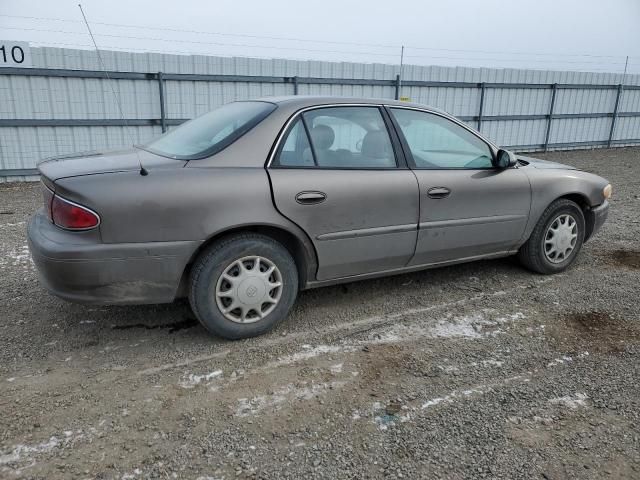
54;167;315;256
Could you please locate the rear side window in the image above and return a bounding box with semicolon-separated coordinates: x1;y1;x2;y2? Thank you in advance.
141;101;276;160
277;119;315;167
273;106;397;168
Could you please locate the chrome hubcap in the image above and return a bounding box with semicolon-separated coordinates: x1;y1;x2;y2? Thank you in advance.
544;213;578;263
215;256;283;323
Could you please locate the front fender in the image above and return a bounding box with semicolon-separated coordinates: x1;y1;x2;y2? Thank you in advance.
520;168;609;243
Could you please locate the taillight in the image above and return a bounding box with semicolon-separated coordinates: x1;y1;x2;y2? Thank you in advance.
51;195;100;230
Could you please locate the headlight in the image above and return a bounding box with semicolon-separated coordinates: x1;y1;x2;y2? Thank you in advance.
603;184;612;200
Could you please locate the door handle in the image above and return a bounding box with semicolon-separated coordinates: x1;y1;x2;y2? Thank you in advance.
426;187;451;199
295;191;327;205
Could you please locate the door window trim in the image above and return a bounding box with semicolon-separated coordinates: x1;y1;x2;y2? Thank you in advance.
298;115;318;167
384;105;500;171
267;104;408;170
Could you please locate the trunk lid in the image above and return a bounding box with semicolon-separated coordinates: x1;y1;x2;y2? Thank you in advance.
38;148;186;181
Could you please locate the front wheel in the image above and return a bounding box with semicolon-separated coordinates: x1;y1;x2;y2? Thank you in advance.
518;198;586;274
189;234;298;339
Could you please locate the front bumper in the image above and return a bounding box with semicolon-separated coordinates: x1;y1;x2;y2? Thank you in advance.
27;211;201;305
586;200;609;241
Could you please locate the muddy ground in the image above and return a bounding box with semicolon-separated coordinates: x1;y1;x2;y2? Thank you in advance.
1;147;639;479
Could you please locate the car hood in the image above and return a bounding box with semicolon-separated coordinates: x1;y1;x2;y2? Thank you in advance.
516;155;577;170
38;148;186;181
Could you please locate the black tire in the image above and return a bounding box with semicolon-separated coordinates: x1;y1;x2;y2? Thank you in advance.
518;198;586;274
189;233;298;340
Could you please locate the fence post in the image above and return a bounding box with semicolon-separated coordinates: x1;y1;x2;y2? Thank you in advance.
394;74;401;100
477;82;485;131
608;83;623;148
157;71;167;133
292;76;299;95
544;83;557;152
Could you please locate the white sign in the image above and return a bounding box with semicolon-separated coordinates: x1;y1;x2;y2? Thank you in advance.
0;41;32;67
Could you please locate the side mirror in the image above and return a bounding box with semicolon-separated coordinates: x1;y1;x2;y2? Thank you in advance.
495;149;518;169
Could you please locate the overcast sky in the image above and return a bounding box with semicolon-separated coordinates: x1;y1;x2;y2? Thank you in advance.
2;0;639;74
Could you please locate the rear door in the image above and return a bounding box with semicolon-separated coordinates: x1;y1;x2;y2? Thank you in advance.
388;107;531;265
268;105;420;281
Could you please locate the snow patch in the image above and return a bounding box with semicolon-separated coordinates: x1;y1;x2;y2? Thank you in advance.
422;397;448;409
271;345;356;367
549;393;588;409
547;355;573;367
329;363;343;374
179;370;223;388
0;245;33;269
122;468;143;479
421;375;529;410
430;314;483;338
472;359;504;368
0;437;61;465
547;351;589;367
235;381;345;417
0;427;91;467
421;386;486;409
368;310;526;344
438;365;460;373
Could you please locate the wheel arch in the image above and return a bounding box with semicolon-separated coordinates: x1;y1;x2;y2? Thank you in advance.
555;192;597;242
557;192;590;209
177;223;317;297
521;191;595;248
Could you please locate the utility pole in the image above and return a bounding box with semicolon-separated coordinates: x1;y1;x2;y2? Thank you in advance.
398;45;404;99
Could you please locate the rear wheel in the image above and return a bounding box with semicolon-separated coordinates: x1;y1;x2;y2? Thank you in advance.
518;199;585;274
189;234;298;339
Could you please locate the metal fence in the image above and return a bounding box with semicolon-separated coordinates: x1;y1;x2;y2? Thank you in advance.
2;46;640;180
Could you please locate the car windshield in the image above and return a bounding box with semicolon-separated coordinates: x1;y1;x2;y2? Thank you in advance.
140;101;276;160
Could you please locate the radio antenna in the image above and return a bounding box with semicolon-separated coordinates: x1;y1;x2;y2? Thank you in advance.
78;4;148;176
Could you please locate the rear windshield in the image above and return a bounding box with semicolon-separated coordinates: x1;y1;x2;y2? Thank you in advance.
140;101;276;160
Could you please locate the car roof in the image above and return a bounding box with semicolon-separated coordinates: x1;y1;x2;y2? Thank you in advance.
255;95;446;114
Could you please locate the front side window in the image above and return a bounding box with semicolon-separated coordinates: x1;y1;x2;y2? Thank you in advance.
142;101;276;160
274;106;397;168
390;108;494;169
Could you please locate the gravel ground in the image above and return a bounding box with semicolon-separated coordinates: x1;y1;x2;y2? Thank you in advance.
0;147;639;480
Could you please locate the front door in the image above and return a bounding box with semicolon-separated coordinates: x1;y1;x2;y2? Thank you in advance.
388;107;531;265
268;105;420;281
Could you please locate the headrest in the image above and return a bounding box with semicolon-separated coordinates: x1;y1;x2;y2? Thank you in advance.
361;130;390;158
310;124;335;150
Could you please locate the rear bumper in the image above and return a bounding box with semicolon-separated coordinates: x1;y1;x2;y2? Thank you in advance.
586;200;609;241
27;211;201;305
